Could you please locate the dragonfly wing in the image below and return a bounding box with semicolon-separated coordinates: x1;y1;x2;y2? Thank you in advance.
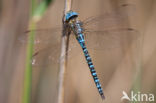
31;42;61;67
82;5;140;50
84;28;140;50
83;12;131;33
18;27;63;66
19;27;62;45
19;28;62;51
82;4;136;30
31;32;80;66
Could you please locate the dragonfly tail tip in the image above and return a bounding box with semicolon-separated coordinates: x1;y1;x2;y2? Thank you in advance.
101;94;105;100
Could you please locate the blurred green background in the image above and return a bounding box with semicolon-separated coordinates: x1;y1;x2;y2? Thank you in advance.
0;0;156;103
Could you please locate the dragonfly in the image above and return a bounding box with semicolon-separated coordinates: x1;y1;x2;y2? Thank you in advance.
19;9;139;100
65;11;106;99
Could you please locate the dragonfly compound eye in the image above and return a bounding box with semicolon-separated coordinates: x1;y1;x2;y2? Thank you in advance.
65;11;78;22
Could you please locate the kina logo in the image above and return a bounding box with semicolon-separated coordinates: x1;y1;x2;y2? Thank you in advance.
121;91;154;102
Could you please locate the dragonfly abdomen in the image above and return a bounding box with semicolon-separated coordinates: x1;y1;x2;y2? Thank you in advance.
76;33;105;99
82;45;105;99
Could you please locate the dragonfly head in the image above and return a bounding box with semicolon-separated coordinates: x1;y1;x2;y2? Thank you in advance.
65;11;78;22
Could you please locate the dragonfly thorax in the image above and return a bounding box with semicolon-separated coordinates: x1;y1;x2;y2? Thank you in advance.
70;20;84;35
69;19;85;43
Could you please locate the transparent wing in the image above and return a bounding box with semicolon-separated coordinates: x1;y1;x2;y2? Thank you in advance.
18;28;63;66
83;11;133;32
18;27;61;45
83;13;124;29
84;28;140;50
29;32;84;67
80;6;140;50
31;42;61;67
30;37;79;67
82;3;136;29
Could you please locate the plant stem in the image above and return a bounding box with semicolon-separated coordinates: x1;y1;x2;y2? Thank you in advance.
23;21;36;103
57;0;72;103
22;0;53;103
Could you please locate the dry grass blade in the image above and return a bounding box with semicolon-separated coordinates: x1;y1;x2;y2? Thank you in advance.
57;0;72;103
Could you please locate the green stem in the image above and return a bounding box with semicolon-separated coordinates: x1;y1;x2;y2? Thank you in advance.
23;21;36;103
22;0;54;103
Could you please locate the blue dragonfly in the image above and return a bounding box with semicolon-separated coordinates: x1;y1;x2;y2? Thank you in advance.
65;11;106;99
20;10;139;100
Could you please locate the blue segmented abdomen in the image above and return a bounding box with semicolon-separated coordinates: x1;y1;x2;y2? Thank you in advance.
76;33;105;99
